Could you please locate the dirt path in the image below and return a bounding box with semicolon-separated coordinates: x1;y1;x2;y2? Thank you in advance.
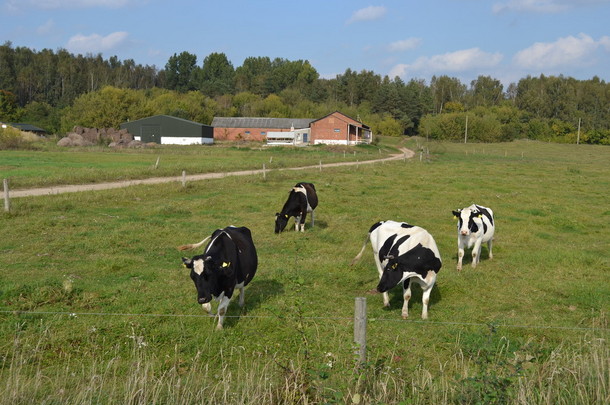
9;148;414;198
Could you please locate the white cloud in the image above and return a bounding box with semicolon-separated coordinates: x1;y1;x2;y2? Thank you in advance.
66;31;129;54
513;33;601;69
390;48;503;78
347;6;387;24
387;38;421;52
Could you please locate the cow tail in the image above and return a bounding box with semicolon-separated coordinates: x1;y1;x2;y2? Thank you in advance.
350;233;370;266
177;235;211;251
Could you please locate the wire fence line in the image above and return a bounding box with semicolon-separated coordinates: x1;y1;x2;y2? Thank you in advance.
1;310;607;333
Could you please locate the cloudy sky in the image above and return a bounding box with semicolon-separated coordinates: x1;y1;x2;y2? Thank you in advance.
2;0;610;87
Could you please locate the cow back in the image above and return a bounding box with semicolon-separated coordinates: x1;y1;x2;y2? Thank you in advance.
223;226;258;286
297;182;318;211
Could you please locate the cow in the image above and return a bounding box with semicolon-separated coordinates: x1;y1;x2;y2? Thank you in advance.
178;226;258;330
275;182;318;233
452;204;495;271
351;220;442;320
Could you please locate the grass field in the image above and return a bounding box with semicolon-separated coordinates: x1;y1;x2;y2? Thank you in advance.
1;138;608;404
0;142;394;189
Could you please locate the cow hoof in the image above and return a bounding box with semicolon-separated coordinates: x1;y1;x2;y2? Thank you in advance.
216;324;224;331
402;314;408;320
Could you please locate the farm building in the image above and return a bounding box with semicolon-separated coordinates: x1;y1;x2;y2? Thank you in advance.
309;111;372;145
2;123;48;136
211;117;315;142
212;111;372;145
120;115;213;145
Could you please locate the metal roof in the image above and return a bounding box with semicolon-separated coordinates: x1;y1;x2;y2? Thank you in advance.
7;123;47;133
211;117;315;129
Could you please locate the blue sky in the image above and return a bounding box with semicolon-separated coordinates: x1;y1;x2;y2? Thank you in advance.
3;0;610;87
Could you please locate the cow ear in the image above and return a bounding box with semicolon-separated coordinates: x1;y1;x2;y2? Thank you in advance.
181;257;192;268
452;210;461;218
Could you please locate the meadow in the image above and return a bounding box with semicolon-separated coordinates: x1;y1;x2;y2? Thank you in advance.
1;139;608;404
0;142;391;189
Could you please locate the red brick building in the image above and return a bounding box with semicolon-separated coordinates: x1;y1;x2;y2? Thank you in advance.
211;117;314;142
309;111;372;145
211;111;372;145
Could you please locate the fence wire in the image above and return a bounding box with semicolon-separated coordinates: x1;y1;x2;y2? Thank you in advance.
1;310;607;333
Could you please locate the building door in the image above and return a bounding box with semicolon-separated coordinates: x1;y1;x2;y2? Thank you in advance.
141;125;160;143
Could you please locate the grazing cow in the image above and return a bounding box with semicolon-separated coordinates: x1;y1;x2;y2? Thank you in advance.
178;226;258;330
351;221;442;319
452;204;495;271
275;182;318;233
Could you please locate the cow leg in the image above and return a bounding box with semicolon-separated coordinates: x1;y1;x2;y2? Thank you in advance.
472;239;483;268
300;212;307;232
216;296;231;330
420;271;437;320
294;215;301;232
457;242;465;271
401;279;412;319
237;284;245;307
488;239;493;260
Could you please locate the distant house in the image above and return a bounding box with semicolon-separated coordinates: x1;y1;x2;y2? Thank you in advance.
4;123;48;136
211;117;315;142
309;111;372;145
120;115;213;145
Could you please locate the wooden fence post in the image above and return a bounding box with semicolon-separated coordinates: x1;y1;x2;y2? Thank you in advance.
263;163;266;180
354;297;367;365
3;179;9;212
181;170;186;188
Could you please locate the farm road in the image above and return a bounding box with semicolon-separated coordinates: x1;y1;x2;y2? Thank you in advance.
9;148;414;198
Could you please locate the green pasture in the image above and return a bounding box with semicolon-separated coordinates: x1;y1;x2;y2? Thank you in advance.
1;139;608;404
0;142;392;189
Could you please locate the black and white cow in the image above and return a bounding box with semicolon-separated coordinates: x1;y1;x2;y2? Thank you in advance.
351;220;442;319
275;182;318;233
452;204;495;271
178;226;258;330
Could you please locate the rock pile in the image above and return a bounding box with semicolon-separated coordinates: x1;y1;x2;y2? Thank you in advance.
57;126;149;148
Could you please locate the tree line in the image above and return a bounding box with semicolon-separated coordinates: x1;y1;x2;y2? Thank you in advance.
1;41;609;144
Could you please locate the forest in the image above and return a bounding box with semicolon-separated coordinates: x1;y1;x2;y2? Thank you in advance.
1;41;609;144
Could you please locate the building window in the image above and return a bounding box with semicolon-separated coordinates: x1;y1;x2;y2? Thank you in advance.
245;131;251;134
334;129;340;132
261;131;266;135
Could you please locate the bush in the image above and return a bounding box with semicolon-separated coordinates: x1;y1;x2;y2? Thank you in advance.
0;126;44;150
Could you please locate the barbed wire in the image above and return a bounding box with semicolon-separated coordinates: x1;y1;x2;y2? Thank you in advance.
1;310;607;333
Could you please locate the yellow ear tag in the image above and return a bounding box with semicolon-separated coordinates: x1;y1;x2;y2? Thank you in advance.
222;262;230;268
453;215;457;219
182;263;187;268
392;263;398;269
478;214;483;218
284;214;288;218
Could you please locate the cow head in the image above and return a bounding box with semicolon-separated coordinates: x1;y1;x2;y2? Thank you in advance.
453;208;482;236
377;255;405;293
275;213;289;234
181;255;232;304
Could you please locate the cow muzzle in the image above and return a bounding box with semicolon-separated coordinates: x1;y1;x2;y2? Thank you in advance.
198;297;211;305
460;230;469;236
